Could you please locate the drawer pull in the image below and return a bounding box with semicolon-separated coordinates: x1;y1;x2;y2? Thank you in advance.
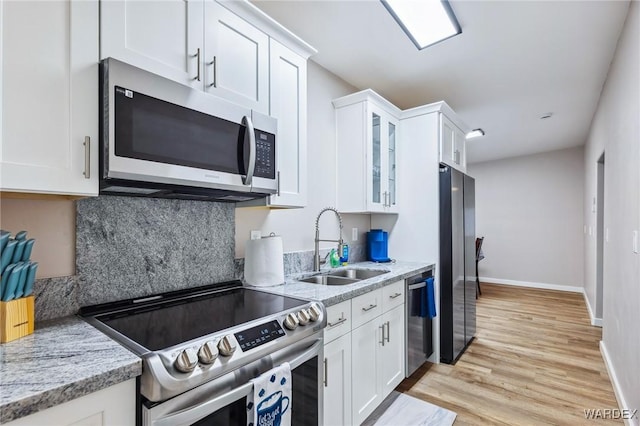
362;304;377;312
328;317;347;327
389;292;402;299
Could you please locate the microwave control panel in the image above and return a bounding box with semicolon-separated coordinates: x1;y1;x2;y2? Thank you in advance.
254;130;276;179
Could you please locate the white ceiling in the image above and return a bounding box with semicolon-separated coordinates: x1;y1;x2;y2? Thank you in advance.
252;0;630;164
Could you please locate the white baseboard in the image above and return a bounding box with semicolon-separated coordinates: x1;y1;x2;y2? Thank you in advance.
600;341;637;426
479;277;583;293
582;290;603;327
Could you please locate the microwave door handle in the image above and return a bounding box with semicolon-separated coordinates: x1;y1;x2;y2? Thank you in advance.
242;115;256;186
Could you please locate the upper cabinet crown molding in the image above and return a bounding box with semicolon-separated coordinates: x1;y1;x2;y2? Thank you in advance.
217;0;317;59
332;89;402;118
401;100;469;133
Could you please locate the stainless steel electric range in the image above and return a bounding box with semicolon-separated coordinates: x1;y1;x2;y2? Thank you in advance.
81;280;326;425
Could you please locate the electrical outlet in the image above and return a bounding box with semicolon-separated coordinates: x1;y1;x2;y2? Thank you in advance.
250;230;261;240
352;228;358;242
583;225;587;235
633;230;638;254
588;226;592;236
605;228;610;243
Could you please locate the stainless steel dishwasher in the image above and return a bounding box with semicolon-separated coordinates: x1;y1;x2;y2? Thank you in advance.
405;267;435;377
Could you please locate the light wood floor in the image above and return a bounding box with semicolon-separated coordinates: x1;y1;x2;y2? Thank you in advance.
397;283;621;425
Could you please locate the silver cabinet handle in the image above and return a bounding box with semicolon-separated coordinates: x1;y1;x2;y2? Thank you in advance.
389;292;402;299
83;136;90;179
327;317;347;328
194;48;201;81
454;149;460;164
208;56;217;87
385;321;390;343
379;324;385;346
277;170;281;196
323;358;328;387
362;304;377;312
242;115;256;186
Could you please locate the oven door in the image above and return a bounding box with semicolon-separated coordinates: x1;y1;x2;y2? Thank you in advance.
143;337;322;426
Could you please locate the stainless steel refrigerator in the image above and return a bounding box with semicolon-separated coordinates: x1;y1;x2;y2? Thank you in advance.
439;164;476;364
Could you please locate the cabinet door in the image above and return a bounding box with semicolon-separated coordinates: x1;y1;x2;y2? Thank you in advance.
1;0;98;196
5;379;135;426
380;304;406;396
204;1;269;114
351;319;383;425
366;105;388;213
268;39;307;207
439;113;456;167
324;333;352;426
453;125;466;170
101;0;203;89
385;117;399;212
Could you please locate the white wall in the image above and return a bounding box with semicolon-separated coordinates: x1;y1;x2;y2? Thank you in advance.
467;146;585;289
235;61;370;257
583;1;639;418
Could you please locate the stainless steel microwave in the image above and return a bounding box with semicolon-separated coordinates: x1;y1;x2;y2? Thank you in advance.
100;58;277;202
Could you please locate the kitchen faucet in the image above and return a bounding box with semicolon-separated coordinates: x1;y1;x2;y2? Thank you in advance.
314;207;344;272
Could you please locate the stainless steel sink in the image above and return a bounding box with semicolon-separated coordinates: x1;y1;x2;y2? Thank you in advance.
326;269;389;280
298;275;360;285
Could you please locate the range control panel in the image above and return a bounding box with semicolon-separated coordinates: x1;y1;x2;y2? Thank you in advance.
234;320;285;352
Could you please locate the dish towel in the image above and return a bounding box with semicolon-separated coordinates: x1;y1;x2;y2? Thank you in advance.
247;362;291;426
425;277;436;319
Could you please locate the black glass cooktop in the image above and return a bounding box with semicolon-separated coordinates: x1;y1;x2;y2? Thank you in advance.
91;286;307;351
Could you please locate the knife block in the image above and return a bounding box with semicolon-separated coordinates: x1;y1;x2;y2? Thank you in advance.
0;296;34;343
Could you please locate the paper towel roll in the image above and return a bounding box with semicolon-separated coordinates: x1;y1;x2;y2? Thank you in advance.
244;235;285;287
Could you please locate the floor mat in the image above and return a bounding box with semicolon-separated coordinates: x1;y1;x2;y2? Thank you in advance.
364;392;457;426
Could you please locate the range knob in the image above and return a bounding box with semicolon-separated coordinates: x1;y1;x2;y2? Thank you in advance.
198;341;219;364
217;335;237;357
308;303;322;322
283;312;299;330
297;309;310;326
174;348;198;373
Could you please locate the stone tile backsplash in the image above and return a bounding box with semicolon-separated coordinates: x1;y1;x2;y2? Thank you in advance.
33;195;368;321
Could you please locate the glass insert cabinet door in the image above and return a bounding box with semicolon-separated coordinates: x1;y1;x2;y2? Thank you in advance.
372;112;382;205
388;121;396;207
368;106;398;211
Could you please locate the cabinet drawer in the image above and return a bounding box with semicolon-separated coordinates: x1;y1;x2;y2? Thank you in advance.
324;300;351;343
382;280;405;312
351;289;383;329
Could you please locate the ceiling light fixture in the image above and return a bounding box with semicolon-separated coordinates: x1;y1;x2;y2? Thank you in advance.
381;0;461;50
466;129;485;139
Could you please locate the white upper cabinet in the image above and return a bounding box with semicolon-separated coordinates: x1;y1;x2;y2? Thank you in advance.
101;0;203;89
101;0;269;113
440;112;466;172
334;90;401;214
1;0;99;196
204;0;269;114
267;39;308;207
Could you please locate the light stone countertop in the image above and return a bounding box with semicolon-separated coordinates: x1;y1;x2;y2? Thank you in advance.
0;260;433;424
258;260;435;306
0;316;141;424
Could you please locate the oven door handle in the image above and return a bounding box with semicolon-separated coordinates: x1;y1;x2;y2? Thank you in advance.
151;339;322;426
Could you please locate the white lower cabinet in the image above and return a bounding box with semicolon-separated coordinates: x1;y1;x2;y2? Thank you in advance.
380;304;406;396
324;332;352;426
5;379;135;426
323;282;406;426
351;316;384;425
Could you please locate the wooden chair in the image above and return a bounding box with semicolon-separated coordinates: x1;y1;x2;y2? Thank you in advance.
475;237;485;298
